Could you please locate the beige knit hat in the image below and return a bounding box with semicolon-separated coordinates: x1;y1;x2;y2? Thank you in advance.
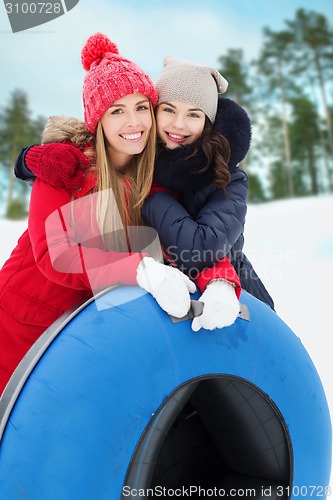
156;57;228;123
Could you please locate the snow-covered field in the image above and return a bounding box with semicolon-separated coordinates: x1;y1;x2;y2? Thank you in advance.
245;195;333;486
1;195;332;483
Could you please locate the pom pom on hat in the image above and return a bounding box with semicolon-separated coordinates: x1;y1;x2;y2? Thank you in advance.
81;33;158;133
81;32;119;71
156;56;228;124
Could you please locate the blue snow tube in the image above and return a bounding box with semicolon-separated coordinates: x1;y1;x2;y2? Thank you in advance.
0;287;331;499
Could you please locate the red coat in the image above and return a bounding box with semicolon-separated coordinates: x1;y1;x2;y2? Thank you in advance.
0;172;144;394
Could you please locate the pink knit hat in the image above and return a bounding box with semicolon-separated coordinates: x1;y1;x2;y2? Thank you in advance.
81;33;158;133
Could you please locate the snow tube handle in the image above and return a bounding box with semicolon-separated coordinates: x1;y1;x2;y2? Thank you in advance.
170;300;250;323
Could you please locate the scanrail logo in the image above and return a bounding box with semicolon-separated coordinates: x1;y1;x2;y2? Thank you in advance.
3;0;79;33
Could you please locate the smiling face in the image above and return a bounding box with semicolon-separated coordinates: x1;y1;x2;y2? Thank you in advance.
100;93;153;170
156;100;206;149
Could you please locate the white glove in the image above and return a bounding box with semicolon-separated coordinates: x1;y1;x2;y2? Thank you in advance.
137;257;196;318
192;280;240;332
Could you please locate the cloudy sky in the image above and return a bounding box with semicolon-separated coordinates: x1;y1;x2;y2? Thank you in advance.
0;0;332;122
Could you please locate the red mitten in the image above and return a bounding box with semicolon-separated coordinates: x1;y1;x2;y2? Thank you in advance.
26;143;91;190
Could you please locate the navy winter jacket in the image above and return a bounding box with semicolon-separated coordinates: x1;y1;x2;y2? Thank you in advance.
142;98;274;310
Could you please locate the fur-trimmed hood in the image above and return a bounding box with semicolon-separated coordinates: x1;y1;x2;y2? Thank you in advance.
153;98;251;192
42;116;95;146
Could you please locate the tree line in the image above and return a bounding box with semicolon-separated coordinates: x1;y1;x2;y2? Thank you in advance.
0;8;332;217
0;90;45;218
220;8;333;201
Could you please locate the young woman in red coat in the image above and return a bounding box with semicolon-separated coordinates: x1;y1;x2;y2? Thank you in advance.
0;34;196;395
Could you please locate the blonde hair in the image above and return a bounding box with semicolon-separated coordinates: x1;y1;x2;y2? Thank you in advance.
94;101;157;251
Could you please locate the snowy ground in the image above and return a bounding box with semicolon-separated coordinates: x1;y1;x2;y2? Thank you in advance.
245;195;333;487
1;195;332;483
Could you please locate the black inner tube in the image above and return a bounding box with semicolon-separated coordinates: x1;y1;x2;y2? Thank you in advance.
123;376;292;499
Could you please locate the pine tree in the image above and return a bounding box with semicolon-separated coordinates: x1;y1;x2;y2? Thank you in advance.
286;8;333;189
289;95;321;195
217;49;267;201
0;89;45;217
287;9;333;146
256;28;296;198
218;49;252;108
